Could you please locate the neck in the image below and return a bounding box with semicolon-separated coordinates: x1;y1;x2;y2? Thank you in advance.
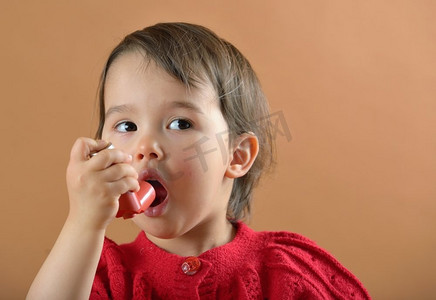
146;218;236;257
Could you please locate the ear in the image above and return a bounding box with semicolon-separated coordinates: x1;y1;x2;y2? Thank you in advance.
225;132;259;179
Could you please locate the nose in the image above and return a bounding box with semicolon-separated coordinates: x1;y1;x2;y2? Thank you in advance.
134;136;164;163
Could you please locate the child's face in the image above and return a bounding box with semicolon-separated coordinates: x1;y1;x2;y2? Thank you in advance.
102;51;234;239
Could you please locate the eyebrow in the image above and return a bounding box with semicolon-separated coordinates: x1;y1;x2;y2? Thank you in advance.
171;101;204;114
104;101;204;119
105;104;135;119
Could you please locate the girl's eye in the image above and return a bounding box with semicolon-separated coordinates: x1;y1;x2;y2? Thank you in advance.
168;119;192;130
115;121;137;132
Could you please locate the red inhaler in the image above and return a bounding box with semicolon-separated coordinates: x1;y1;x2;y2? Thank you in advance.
90;143;156;219
116;181;155;219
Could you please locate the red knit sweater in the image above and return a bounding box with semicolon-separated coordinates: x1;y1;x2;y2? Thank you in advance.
91;222;370;299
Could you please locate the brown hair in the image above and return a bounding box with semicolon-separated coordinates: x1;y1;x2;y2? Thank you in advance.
95;22;275;221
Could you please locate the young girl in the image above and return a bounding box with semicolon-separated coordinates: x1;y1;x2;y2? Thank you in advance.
27;22;370;299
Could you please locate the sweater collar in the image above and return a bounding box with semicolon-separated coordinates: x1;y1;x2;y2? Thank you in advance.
136;221;254;261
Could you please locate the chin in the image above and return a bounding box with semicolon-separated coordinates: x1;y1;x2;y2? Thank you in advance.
132;217;185;239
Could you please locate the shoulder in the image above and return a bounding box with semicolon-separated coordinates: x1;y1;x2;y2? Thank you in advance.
236;222;322;257
239;224;371;299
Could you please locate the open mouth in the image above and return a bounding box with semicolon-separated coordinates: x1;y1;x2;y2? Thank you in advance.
146;180;168;207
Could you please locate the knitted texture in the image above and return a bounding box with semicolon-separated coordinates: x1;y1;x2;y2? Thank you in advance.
91;222;370;299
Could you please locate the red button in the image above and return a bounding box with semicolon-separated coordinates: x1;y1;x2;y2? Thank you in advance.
181;256;201;275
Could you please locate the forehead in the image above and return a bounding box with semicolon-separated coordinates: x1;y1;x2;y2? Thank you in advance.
104;51;218;109
108;49;214;88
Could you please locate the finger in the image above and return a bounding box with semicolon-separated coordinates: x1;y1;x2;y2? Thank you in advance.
70;138;109;162
98;163;138;183
106;177;140;195
89;149;133;169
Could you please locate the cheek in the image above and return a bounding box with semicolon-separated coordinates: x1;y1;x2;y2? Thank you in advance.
100;126;124;146
179;151;227;184
174;136;228;171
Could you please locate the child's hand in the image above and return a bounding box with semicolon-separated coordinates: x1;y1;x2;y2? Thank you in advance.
66;137;139;230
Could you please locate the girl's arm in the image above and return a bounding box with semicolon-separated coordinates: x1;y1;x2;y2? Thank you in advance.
26;218;106;300
26;138;139;300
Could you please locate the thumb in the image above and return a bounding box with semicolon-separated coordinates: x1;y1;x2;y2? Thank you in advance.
70;138;110;162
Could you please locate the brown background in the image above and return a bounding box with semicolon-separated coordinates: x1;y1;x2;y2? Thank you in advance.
1;1;435;299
